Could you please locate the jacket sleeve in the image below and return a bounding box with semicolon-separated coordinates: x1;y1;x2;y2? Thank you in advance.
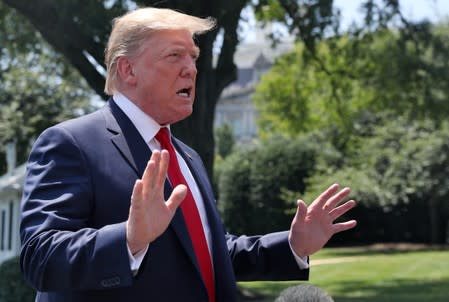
226;231;309;282
20;126;133;291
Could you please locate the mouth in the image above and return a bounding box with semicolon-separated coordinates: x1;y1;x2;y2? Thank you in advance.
176;87;193;99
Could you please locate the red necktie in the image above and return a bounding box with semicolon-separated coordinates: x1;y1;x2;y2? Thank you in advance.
155;127;215;302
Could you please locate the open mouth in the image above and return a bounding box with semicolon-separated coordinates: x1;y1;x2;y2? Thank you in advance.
176;87;192;98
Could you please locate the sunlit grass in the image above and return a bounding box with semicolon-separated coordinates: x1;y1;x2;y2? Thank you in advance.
239;246;449;301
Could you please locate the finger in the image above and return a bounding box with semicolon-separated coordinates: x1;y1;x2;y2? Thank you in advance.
332;220;357;234
312;183;340;208
130;180;143;207
141;151;160;197
147;151;161;189
157;150;170;187
166;184;188;212
329;200;356;220
324;187;351;210
292;200;307;225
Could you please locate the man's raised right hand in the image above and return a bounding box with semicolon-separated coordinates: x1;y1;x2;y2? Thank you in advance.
126;150;187;254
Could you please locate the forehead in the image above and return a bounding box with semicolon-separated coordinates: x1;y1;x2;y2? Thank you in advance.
144;29;199;53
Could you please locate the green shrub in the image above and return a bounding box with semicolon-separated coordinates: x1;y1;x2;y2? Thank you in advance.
303;118;449;244
217;147;253;235
0;256;35;302
218;136;318;234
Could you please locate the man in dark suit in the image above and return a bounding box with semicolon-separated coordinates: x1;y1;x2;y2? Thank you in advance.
20;7;357;302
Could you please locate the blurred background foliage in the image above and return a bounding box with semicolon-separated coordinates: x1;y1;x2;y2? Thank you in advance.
1;0;449;300
0;1;95;172
0;0;448;250
217;2;449;245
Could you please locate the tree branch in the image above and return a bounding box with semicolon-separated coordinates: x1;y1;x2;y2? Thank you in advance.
3;0;112;99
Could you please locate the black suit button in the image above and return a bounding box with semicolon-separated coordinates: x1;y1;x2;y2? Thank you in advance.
100;276;121;288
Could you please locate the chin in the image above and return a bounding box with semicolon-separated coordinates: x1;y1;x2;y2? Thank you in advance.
179;109;193;120
168;109;193;125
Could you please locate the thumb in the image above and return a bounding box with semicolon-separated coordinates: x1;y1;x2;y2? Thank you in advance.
166;184;188;212
292;200;308;225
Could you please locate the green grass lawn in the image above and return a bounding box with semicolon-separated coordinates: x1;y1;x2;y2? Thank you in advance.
239;246;449;302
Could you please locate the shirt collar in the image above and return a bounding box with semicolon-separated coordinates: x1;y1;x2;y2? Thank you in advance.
113;92;169;143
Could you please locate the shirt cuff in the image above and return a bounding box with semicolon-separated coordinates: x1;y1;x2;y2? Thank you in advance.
127;244;149;276
288;240;310;269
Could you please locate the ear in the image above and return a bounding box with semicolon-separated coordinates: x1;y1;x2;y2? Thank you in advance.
116;56;137;86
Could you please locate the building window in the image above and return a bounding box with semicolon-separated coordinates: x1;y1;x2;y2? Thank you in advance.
0;209;5;251
9;201;14;250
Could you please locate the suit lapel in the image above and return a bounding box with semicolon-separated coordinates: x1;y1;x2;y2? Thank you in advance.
104;100;203;283
104;99;149;176
172;140;227;256
173;139;221;227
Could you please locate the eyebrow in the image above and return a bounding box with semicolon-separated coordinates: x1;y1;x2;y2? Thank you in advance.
168;44;200;58
193;46;200;58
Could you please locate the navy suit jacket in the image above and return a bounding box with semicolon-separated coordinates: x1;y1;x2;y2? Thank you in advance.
20;99;308;302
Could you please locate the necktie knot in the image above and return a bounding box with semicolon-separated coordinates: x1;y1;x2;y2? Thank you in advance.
155;127;171;149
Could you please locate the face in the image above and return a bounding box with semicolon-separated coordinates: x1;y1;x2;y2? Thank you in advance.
127;29;199;125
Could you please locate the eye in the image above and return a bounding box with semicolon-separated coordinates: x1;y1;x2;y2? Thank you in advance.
191;53;199;62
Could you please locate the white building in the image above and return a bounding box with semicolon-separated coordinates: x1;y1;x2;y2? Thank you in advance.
214;33;293;142
0;149;24;264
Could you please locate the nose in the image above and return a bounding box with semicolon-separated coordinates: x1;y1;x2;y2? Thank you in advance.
180;56;197;78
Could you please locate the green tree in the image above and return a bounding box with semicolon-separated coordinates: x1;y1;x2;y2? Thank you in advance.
253;39;359;140
1;0;348;176
254;23;449;141
301;116;449;244
253;1;449;143
215;123;235;159
364;118;449;244
0;3;95;173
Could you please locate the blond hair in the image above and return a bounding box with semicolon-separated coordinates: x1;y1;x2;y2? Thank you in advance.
104;7;216;95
